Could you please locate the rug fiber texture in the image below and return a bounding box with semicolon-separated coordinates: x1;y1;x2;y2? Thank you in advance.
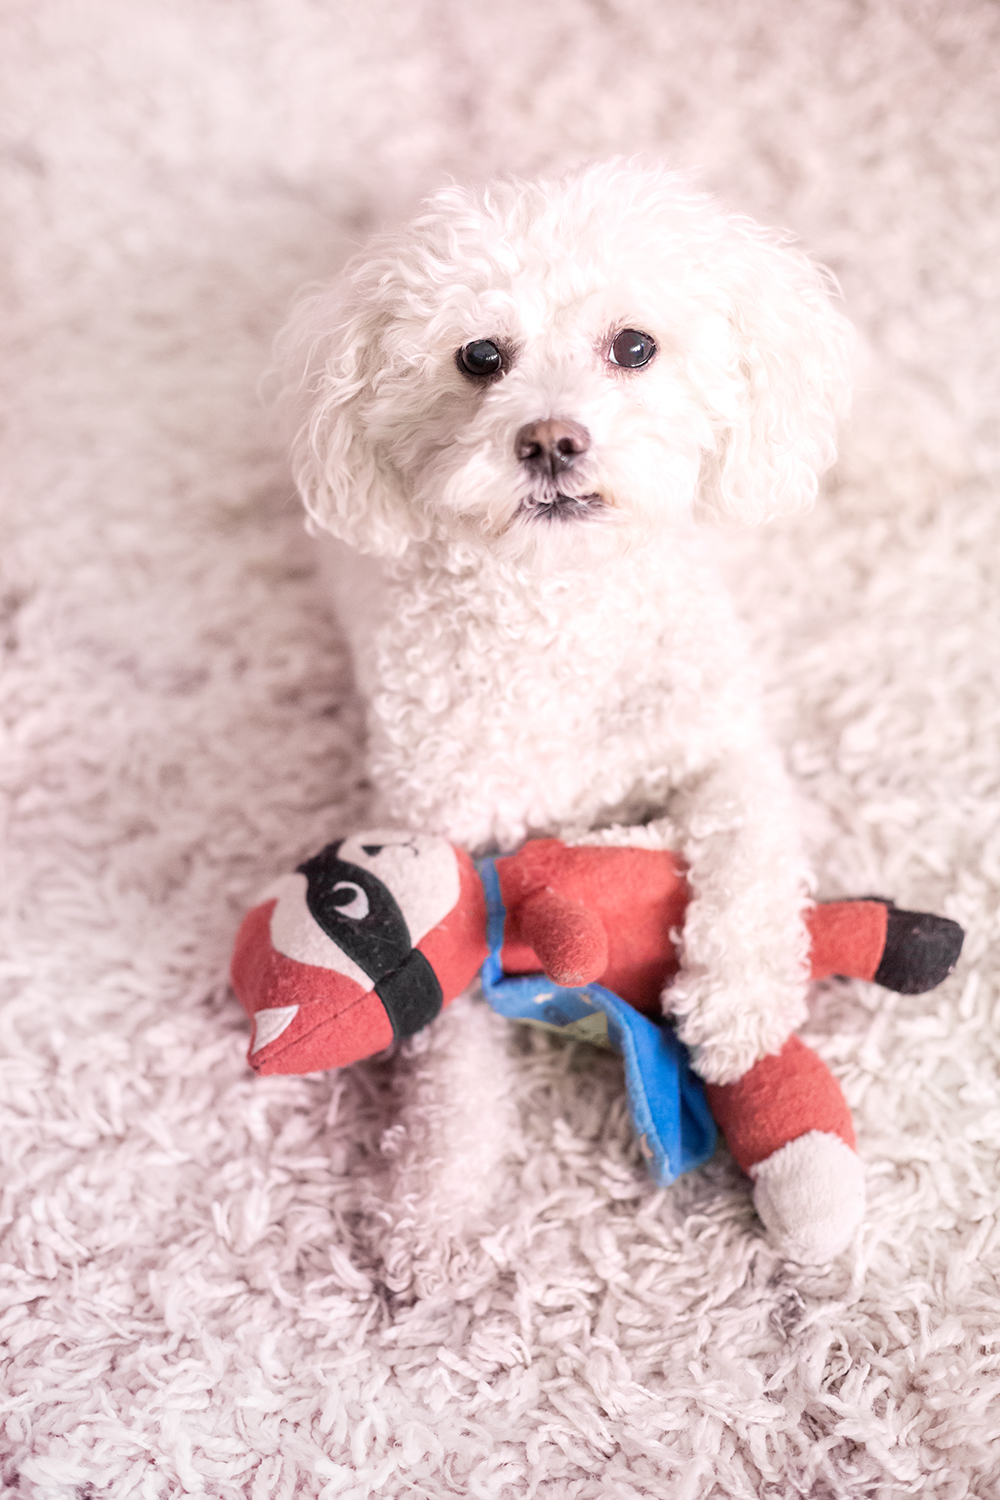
2;2;1000;1495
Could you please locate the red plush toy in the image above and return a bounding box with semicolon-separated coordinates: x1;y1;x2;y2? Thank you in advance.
231;830;962;1260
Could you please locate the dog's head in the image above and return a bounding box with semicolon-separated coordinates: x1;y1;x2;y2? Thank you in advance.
279;161;852;563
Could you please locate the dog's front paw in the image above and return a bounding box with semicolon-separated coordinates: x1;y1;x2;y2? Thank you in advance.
750;1130;865;1263
669;967;807;1086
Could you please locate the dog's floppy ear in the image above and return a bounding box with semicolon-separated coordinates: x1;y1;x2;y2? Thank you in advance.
697;228;854;525
274;268;427;559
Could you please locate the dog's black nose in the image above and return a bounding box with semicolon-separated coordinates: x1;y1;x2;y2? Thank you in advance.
515;419;590;478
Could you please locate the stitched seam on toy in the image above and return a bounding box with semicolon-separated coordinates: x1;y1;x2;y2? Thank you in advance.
261;991;378;1058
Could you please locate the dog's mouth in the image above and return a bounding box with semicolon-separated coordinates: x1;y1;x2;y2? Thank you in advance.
517;491;605;523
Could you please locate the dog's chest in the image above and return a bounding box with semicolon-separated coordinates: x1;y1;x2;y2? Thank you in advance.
361;546;752;848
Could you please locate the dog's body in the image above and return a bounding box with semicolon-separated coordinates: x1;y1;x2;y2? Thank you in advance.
322;524;806;1089
281;161;854;1266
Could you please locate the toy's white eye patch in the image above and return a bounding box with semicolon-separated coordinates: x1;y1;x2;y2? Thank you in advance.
258;872;372;987
331;881;369;920
338;829;461;943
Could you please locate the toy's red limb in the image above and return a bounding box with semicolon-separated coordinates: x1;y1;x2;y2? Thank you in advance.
498;841;690;1013
495;842;890;1009
807;900;888;982
516;887;609;986
704;1035;855;1175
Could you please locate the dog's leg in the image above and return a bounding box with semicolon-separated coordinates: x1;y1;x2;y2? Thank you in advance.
660;751;872;1258
663;744;812;1088
314;540;522;1297
375;992;519;1301
355;785;520;1300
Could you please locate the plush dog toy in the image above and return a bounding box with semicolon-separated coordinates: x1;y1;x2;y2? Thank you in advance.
231;830;963;1260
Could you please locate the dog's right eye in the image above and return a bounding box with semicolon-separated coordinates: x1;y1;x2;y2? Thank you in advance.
457;340;504;380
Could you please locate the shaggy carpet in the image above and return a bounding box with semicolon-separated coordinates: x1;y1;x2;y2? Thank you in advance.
2;1;1000;1495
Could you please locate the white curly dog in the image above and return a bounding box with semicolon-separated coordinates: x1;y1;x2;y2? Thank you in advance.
279;160;861;1272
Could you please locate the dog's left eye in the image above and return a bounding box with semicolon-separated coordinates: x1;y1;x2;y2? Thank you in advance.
608;329;657;369
457;340;504;380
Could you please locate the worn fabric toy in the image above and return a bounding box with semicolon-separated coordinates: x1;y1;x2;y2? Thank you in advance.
231;831;963;1261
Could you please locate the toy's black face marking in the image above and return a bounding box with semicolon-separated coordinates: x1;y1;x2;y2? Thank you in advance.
298;846;410;978
297;842;443;1038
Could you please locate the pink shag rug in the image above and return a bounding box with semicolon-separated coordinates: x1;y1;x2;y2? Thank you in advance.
2;2;999;1494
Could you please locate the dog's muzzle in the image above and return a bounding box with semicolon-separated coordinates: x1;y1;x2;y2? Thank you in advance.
519;491;605;522
515;418;603;520
515;418;590;478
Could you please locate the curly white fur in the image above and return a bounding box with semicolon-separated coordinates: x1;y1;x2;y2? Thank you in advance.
280;160;851;1089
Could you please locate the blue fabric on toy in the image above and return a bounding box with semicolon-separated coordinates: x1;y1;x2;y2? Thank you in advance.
476;858;717;1186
